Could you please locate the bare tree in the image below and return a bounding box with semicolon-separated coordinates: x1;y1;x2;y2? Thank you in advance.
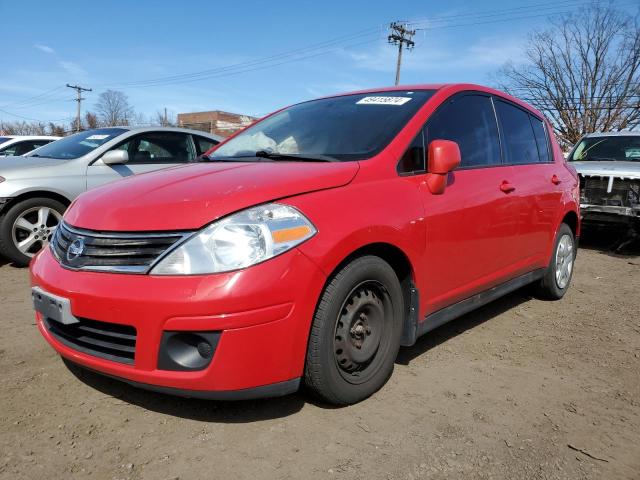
94;90;135;126
496;2;640;149
0;121;47;135
152;109;176;127
84;111;99;129
48;122;66;136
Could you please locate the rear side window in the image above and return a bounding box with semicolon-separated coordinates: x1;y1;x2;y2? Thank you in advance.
530;116;551;163
425;95;501;168
494;100;539;165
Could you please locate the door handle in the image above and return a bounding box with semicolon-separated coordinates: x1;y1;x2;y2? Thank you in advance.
500;181;516;193
551;174;562;185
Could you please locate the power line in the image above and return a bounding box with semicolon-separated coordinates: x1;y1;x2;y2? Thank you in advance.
66;84;92;133
104;0;613;89
0;86;66;109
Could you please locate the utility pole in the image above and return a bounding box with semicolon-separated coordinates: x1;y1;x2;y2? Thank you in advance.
164;107;168;126
388;22;416;86
66;84;92;132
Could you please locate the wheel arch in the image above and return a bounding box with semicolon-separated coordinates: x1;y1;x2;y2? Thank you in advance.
1;190;72;214
561;210;579;238
320;241;420;348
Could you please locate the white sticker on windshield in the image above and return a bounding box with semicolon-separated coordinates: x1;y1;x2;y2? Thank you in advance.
356;96;412;106
86;134;110;140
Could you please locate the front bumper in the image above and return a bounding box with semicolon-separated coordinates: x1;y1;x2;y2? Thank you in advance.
30;247;326;397
580;203;640;224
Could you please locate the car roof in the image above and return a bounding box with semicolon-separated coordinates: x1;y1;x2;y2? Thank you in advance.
96;126;223;142
0;135;60;140
583;131;640;138
316;83;546;121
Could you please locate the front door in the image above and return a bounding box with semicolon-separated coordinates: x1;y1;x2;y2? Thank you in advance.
86;131;196;190
418;93;523;315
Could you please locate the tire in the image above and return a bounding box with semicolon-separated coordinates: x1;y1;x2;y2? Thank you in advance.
0;197;65;267
304;255;404;405
534;223;576;300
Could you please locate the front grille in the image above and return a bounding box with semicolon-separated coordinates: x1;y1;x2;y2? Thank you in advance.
44;316;137;364
581;175;640;207
51;222;190;274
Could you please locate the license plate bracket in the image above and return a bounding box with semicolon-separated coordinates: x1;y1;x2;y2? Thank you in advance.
32;287;79;325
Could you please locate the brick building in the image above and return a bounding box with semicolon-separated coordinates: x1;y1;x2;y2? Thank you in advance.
177;110;256;137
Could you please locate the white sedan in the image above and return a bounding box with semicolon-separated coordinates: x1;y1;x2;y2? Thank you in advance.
0;135;60;156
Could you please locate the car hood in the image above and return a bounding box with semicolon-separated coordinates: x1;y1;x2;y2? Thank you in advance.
64;161;360;231
571;161;640;179
0;155;65;175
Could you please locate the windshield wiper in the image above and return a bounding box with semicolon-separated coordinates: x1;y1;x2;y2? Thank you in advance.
254;150;338;162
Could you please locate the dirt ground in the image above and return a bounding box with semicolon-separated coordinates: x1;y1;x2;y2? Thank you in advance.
0;231;638;480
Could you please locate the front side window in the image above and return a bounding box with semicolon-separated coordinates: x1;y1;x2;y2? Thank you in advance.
113;132;195;164
211;90;435;162
494;100;539;165
26;128;126;160
425;94;501;168
570;136;640;162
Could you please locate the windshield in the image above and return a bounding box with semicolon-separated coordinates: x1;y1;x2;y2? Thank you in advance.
212;90;435;161
0;137;10;145
570;136;640;162
27;128;127;160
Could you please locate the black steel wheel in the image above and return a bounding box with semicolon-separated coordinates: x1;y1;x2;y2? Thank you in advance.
305;256;403;405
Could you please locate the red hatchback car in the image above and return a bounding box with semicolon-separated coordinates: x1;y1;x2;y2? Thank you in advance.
31;84;579;405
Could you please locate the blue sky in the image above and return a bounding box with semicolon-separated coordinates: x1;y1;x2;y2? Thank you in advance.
1;0;636;125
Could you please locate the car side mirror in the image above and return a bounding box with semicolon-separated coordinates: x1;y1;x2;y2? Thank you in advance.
426;140;461;194
102;150;129;165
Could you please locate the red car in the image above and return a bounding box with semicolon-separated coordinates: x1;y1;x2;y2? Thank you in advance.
30;84;579;405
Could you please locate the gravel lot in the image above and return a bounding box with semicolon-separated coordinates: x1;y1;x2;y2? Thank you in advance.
1;232;639;480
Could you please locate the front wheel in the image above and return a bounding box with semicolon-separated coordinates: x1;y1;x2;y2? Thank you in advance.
534;223;576;300
0;197;65;267
304;256;404;405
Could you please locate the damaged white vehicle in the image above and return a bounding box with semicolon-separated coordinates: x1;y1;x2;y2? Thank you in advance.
569;132;640;239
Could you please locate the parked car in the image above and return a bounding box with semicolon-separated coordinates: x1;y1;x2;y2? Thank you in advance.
30;84;579;405
0;127;221;265
0;135;60;156
568;132;639;233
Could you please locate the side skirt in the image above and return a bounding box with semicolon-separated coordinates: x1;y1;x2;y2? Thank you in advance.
409;269;546;342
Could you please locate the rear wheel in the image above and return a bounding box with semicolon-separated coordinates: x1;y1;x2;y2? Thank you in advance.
304;256;403;405
534;223;576;300
0;197;65;266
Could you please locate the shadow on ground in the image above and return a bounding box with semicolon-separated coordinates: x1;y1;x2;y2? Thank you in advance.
397;289;531;365
64;359;309;422
579;227;640;258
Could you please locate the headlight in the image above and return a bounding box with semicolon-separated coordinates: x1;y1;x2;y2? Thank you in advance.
150;203;316;275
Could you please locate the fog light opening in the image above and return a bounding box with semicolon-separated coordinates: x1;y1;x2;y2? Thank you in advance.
157;331;220;371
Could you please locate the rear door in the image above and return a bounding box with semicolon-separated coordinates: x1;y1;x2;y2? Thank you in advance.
417;93;523;313
86;131;196;190
493;99;559;269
